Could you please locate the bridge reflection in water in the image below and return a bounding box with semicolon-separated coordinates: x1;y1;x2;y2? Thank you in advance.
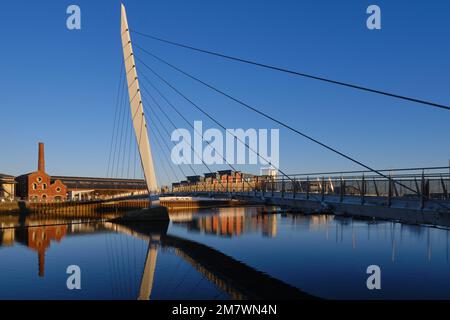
0;208;313;300
1;206;450;299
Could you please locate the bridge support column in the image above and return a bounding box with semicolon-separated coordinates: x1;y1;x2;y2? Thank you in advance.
271;177;274;197
361;174;365;205
120;4;158;195
440;175;447;200
306;176;310;200
262;177;266;197
340;178;344;203
387;174;392;207
420;171;426;210
321;176;325;202
293;178;296;198
373;178;380;196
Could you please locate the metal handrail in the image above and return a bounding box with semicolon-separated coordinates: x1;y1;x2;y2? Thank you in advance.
172;166;450;210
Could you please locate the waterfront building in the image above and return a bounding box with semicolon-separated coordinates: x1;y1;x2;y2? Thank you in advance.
52;175;147;200
260;167;278;177
14;143;147;202
204;172;218;184
0;173;16;200
187;175;204;184
171;170;255;192
15;143;67;202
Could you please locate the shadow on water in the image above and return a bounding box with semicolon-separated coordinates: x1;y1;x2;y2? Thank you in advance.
117;220;316;300
161;234;315;300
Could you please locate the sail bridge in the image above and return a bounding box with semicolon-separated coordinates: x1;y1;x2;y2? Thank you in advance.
120;4;158;194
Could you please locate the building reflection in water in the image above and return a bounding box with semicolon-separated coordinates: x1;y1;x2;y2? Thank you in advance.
1;207;449;282
15;225;67;277
1;219;69;277
288;213;448;264
0;220;127;278
0;226;16;247
170;207;278;238
172;209;450;265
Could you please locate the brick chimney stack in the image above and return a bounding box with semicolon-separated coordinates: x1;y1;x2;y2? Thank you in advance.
38;142;45;172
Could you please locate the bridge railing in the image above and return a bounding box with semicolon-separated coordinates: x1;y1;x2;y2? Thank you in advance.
173;167;450;208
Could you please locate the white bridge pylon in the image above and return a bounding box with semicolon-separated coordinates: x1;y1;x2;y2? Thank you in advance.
121;3;159;301
120;3;158;193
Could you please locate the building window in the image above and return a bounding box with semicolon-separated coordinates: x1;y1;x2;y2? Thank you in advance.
56;187;61;193
37;177;42;183
42;183;47;190
41;195;47;202
32;183;37;190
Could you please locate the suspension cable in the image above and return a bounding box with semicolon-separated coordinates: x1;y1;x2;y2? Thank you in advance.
130;30;450;111
139;81;229;191
134;52;449;210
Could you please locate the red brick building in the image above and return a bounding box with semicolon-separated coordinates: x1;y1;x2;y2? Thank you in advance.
15;142;148;202
15;143;67;202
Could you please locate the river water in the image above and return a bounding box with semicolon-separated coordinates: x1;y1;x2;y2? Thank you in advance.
0;206;449;299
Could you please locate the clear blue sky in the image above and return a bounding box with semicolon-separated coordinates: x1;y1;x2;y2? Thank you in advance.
0;0;449;186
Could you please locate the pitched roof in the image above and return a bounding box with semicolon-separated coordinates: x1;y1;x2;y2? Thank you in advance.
0;173;15;180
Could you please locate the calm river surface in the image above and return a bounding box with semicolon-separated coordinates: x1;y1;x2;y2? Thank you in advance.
0;206;449;299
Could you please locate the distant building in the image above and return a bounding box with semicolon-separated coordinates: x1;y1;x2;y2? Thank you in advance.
217;170;234;181
14;142;148;202
15;143;67;202
217;170;249;183
172;182;181;189
187;175;203;184
171;170;256;192
260;167;278;177
52;175;147;201
204;172;218;184
0;173;16;200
